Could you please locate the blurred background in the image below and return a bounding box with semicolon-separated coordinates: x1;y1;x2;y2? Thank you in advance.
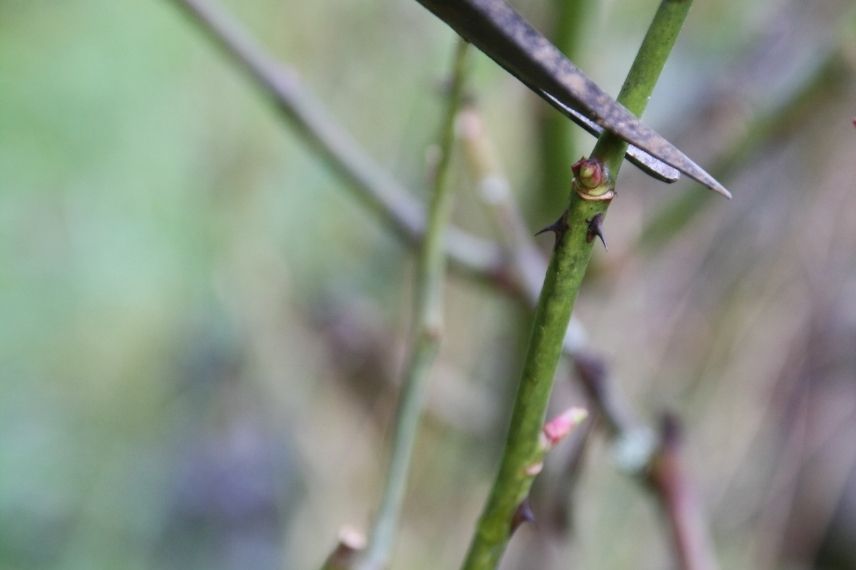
1;0;855;568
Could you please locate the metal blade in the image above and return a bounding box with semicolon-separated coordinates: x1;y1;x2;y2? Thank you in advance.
413;0;731;198
536;89;680;183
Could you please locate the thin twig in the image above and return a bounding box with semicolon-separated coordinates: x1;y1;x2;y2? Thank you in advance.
459;2;698;568
574;356;719;570
456;105;550;305
353;40;472;570
169;0;506;285
456;104;588;353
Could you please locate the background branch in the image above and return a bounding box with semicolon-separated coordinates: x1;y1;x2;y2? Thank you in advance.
648;414;719;570
353;40;472;570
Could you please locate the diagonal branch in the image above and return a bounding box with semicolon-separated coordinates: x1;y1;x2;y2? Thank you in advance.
169;0;506;284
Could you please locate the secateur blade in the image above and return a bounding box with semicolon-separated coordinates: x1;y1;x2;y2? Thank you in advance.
536;89;680;184
413;0;731;198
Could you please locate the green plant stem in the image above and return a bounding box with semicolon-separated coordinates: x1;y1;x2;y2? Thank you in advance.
460;92;719;570
460;2;692;568
355;40;471;570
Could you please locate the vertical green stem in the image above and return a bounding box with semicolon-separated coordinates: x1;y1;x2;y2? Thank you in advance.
538;0;590;214
355;40;471;570
460;2;693;569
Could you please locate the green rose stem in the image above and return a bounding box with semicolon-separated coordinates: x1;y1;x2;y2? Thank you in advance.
460;2;694;569
352;40;471;570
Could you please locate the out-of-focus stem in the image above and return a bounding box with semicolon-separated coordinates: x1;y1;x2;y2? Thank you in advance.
355;40;471;570
538;0;590;214
459;2;694;569
457;104;551;305
648;414;719;570
459;103;595;357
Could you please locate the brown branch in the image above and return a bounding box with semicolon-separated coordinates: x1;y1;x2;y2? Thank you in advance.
648;414;719;570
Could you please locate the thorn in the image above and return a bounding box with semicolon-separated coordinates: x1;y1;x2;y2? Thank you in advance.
586;213;607;250
510;498;536;534
535;214;567;237
535;210;569;250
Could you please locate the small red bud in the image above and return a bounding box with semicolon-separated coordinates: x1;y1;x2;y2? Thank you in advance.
571;157;605;189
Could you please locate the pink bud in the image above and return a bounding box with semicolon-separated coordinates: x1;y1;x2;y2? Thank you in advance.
542;407;588;448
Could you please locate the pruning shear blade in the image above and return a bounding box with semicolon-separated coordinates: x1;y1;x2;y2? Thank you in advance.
414;0;731;198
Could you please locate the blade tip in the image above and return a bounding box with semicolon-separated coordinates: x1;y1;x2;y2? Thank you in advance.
713;183;732;200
